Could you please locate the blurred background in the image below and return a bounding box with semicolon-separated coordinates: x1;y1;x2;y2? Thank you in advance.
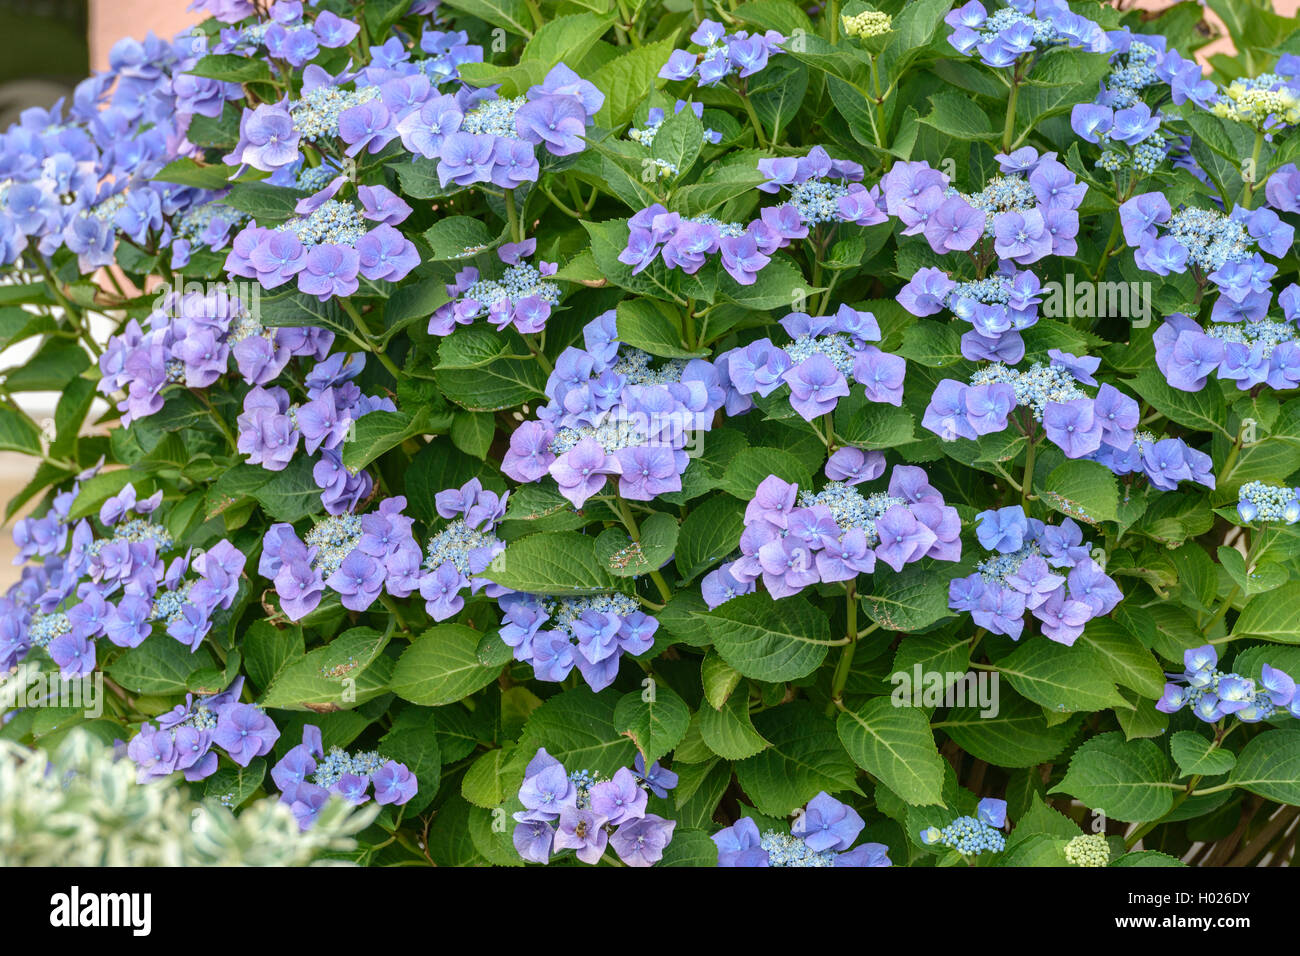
0;0;1294;584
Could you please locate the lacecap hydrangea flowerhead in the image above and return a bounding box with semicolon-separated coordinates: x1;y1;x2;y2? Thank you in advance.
1156;645;1300;724
919;798;1009;856
726;460;961;601
6;476;245;678
272;724;417;829
719;304;904;421
948;505;1120;644
512;747;677;866
712;792;891;867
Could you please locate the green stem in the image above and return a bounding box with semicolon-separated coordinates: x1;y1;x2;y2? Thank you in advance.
817;270;842;315
868;54;886;150
380;594;413;636
1203;529;1270;637
504;188;523;243
1093;214;1123;284
523;0;544;32
1126;774;1202;849
36;258;101;358
1240;128;1265;210
339;298;401;378
1001;67;1021;153
826;581;858;716
737;86;769;151
1020;431;1037;509
1220;419;1249;481
539;183;582;218
524;333;553;374
193;389;237;451
615;497;673;604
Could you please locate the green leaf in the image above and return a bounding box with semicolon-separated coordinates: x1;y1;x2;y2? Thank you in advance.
659;828;722;866
877;0;952;78
222;182;306;225
1130;367;1230;439
895;320;963;368
107;640;215;696
0;408;40;455
1227;729;1300;804
718;446;810;499
439;0;534;37
675;493;745;582
517;687;637;778
435;324;523;369
706;591;832;682
1230;582;1300;643
652;94;704;177
186;53;273;84
390;625;501;707
423;216;498;260
391;157;459;200
834;390;916;449
435;356;548;410
522;11;616;72
717;257;814;311
1037;459;1120;525
211;458;324;523
482;531;617;595
747;57;807;143
450;410;495;459
994;639;1127;713
342;406;451;472
379;716;443;813
153;157;235;190
919;91;996;140
1074;618;1166;700
380;278;452;344
938;690;1079;768
203;759;266;809
1111;850;1186;867
1169;731;1237;778
260;628;392;712
1015;48;1112;129
1051;733;1177;822
615;298;706;358
241;620;304;693
4;341;90;392
735;703;860;816
613;685;691;766
594;512;678;578
701;649;742;710
698;691;770;760
837;697;946;807
733;0;814;37
591;38;678;128
463;744;516;809
860;565;955;632
404;437;490;521
672;170;770;218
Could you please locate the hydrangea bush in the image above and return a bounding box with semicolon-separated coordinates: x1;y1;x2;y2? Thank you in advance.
6;0;1300;867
